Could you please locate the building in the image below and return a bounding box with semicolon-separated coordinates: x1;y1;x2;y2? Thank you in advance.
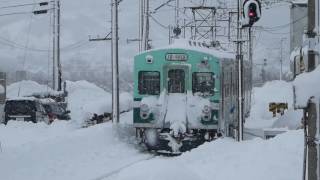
290;1;308;52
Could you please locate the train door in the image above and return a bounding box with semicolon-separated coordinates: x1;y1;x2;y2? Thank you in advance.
168;69;185;93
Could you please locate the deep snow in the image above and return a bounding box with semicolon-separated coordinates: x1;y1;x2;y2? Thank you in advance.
0;79;305;180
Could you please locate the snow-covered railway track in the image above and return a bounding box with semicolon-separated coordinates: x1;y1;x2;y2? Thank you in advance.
90;156;156;180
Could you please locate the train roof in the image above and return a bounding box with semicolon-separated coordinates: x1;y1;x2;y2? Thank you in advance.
140;39;235;59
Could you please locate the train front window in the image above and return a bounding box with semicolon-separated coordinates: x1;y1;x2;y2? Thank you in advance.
138;71;160;95
192;72;215;96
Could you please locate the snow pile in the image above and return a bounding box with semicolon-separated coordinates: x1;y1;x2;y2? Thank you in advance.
7;80;52;98
106;130;303;180
294;66;320;108
0;116;150;180
0;120;76;148
246;81;300;129
66;80;132;125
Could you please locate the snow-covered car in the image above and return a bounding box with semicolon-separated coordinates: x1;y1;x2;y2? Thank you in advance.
42;102;71;122
3;97;49;124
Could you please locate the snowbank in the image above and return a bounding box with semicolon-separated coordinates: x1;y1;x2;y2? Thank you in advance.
7;80;52;98
106;131;303;180
0;116;149;180
246;81;295;129
293;66;320;108
66;80;132;125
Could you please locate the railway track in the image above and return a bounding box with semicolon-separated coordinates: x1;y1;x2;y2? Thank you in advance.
90;155;156;180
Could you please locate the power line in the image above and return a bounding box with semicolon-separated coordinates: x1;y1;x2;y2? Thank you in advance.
0;1;52;10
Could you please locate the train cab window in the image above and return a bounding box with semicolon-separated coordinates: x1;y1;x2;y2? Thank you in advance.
138;71;160;95
192;72;215;96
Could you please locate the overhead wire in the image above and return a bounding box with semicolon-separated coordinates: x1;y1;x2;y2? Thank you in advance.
18;0;36;97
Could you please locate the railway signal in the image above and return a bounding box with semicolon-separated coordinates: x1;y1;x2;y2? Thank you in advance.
242;0;261;27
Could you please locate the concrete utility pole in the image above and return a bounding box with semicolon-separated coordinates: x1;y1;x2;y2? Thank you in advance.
304;99;319;180
141;0;150;51
52;0;62;91
236;0;244;142
305;0;318;179
111;0;120;123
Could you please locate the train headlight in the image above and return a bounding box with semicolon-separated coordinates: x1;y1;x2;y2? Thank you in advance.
140;104;150;119
202;105;212;121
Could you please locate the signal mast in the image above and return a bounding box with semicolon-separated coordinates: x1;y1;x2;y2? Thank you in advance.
236;0;261;141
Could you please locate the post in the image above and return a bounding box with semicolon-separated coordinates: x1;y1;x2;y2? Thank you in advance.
52;0;57;90
111;0;120;123
142;0;149;51
307;0;316;72
237;0;244;142
305;99;318;180
57;0;62;91
280;38;285;81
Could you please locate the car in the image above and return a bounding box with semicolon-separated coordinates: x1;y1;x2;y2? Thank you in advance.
42;101;71;122
4;97;49;124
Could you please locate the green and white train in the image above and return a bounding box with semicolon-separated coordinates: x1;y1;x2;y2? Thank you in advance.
133;40;251;154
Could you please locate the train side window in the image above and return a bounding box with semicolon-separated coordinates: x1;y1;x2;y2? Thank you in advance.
192;72;215;96
138;71;160;95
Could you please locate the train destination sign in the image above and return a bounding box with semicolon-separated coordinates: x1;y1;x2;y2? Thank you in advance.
166;53;188;61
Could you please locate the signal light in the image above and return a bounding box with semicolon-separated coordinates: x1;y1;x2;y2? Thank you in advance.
242;0;261;27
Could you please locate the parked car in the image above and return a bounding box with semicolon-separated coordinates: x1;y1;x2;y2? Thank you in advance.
42;101;71;122
3;97;49;124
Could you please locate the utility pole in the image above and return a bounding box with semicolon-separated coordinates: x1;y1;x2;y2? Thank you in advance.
141;0;150;51
111;0;120;123
52;0;62;91
236;0;244;142
57;0;62;91
305;0;318;179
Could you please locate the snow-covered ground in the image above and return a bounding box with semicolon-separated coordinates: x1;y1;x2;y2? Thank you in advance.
0;79;305;180
0;114;303;180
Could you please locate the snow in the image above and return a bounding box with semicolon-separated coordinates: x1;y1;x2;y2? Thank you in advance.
0;79;306;180
104;131;303;180
246;80;297;129
165;94;187;136
146;39;235;59
294;66;320;108
0;84;4;94
7;80;52;98
5;80;133;126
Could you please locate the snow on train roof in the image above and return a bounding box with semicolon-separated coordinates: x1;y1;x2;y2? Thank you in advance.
142;39;235;59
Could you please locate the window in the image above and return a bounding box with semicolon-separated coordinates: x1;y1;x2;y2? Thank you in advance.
138;71;160;95
192;72;215;96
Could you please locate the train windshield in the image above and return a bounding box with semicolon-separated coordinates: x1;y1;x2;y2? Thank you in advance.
138;71;160;95
192;72;215;96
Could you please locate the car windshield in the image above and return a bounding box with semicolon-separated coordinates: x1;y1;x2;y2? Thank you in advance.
5;100;36;115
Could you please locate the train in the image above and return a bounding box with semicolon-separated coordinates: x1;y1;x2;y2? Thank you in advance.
133;40;252;154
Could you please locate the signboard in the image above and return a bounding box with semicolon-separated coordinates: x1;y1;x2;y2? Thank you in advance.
0;72;6;104
166;53;188;61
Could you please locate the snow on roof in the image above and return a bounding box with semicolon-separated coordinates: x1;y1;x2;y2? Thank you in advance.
293;66;320;108
142;39;235;59
7;96;37;101
291;0;307;5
